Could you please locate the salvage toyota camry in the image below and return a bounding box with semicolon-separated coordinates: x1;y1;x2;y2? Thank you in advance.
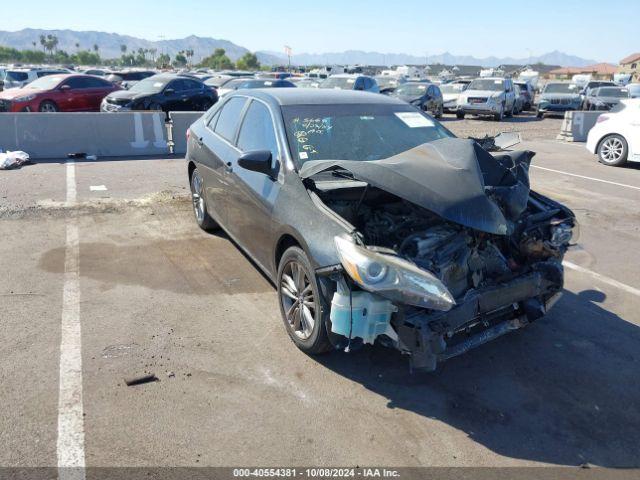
186;89;577;371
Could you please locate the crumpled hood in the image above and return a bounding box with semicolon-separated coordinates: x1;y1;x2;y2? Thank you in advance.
299;138;534;236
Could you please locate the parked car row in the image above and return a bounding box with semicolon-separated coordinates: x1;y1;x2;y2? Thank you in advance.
536;81;640;117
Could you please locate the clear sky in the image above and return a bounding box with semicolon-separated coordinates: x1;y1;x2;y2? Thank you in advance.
3;0;637;62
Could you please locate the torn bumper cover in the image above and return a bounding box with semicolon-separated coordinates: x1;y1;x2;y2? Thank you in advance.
395;261;563;371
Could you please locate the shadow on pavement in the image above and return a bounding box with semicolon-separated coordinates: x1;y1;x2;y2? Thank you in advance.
315;289;640;467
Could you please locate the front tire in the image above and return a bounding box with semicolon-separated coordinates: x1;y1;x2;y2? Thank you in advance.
456;111;465;119
277;246;332;355
598;134;628;166
190;167;219;231
39;100;58;112
434;104;443;119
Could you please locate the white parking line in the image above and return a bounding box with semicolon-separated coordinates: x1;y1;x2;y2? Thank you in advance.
531;165;640;191
57;160;86;479
563;261;640;298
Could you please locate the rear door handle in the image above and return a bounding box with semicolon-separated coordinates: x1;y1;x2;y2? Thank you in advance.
225;161;233;173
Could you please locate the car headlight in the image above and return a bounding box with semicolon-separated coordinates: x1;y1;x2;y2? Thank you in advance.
550;218;580;247
334;236;455;311
14;94;36;102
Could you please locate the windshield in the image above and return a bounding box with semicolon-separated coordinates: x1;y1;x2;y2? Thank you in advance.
319;77;356;89
23;75;63;90
598;88;629;98
468;79;504;91
544;83;579;94
440;84;465;94
128;76;169;94
282;104;453;164
394;84;428;96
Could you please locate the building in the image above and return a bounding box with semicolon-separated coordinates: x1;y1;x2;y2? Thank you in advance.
618;53;640;82
548;63;617;81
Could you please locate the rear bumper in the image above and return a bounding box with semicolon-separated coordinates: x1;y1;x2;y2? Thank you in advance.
394;261;563;371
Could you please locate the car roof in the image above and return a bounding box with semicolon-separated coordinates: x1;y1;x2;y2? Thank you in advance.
234;88;404;106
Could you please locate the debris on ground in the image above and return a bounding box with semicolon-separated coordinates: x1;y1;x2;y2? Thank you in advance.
124;374;159;386
0;151;31;170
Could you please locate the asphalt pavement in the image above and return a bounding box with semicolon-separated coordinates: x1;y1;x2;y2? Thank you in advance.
1;127;639;472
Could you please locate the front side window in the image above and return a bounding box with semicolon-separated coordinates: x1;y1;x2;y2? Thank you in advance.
214;97;248;142
237;101;279;159
282;104;453;165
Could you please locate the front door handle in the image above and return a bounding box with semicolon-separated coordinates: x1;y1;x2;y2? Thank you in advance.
225;161;233;173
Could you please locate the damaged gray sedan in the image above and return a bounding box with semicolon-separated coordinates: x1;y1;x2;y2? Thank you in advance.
186;89;577;371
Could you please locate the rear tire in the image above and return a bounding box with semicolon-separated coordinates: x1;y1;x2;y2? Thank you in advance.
190;167;219;231
456;111;465;119
277;246;332;355
597;134;628;167
435;104;443;119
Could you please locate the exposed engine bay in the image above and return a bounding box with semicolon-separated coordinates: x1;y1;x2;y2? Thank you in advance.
302;139;577;371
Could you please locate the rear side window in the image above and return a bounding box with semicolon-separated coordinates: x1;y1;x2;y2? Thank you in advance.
214;97;247;142
237;101;279;158
63;77;92;89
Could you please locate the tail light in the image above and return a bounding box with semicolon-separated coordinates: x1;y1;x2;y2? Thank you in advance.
186;129;191;141
597;115;610;124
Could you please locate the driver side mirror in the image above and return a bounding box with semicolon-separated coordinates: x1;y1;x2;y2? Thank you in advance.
164;88;175;95
238;150;277;178
60;84;71;91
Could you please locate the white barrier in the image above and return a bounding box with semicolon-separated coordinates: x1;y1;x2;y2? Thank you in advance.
168;112;205;155
557;111;603;142
0;112;168;159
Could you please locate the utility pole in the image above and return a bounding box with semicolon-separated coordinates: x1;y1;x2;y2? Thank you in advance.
284;45;292;72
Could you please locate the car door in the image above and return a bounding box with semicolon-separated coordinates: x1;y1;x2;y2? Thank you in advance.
224;99;282;269
162;79;187;111
197;96;249;227
84;77;113;111
57;77;91;111
182;79;205;110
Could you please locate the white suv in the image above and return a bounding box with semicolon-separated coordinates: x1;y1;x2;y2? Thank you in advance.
457;77;517;121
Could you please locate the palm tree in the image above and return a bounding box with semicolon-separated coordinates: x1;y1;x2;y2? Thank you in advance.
93;44;99;54
75;42;80;52
31;41;36;49
120;44;127;54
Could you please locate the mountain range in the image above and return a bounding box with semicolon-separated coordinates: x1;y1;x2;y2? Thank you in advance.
0;29;598;67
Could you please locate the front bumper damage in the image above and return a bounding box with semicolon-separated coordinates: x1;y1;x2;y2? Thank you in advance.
394;260;563;371
322;260;563;372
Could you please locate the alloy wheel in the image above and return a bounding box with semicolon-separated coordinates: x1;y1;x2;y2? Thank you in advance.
190;171;205;224
280;260;316;340
600;137;624;163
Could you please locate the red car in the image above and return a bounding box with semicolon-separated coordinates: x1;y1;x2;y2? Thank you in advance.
0;74;120;112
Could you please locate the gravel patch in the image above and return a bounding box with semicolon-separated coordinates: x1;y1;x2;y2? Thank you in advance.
440;111;564;142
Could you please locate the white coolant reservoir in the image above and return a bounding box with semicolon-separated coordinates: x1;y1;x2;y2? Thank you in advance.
330;290;398;345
